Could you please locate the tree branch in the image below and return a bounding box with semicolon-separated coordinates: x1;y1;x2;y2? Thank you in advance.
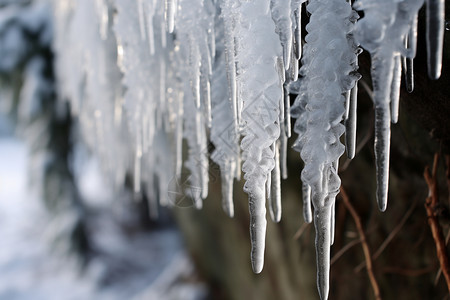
424;153;450;293
340;186;381;300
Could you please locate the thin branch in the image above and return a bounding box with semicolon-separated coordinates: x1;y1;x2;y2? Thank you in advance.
340;186;382;300
354;201;416;273
359;78;374;102
382;265;436;277
445;155;450;206
434;229;450;286
424;153;450;293
293;222;311;240
331;238;361;265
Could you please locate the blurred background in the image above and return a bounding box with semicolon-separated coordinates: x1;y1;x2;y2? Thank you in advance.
0;1;449;300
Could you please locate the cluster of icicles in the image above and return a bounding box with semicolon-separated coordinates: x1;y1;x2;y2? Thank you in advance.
52;0;445;298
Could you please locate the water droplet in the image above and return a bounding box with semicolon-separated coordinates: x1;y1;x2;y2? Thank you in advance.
446;20;450;31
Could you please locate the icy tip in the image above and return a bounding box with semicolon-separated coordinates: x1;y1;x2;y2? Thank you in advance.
270;209;282;223
251;258;264;274
428;69;441;81
224;205;234;218
317;276;329;300
377;198;387;212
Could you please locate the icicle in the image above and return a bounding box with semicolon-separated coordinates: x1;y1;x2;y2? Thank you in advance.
221;163;235;217
237;0;283;274
266;172;272;215
330;201;335;246
209;25;216;60
270;0;293;69
249;189;267;274
164;0;176;33
345;81;358;159
146;6;155;55
280;122;289;180
269;142;282;223
210;18;239;217
288;49;299;82
284;83;291;137
373;55;393;212
426;0;445;79
137;0;146;41
224;40;238;130
205;79;212;128
200;148;209;201
354;0;424;212
402;13;417;94
390;55;402;124
292;0;304;60
344;90;351;120
302;182;312;223
175;92;184;178
314;204;332;300
134;148;142;193
403;56;414;93
160;14;167;48
408;14;419;57
289;1;358;297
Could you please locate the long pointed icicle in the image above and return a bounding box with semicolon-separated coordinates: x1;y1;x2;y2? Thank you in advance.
292;0;304;60
403;56;415;93
345;49;360;160
354;0;424;212
210;18;239;217
314;205;332;300
280;121;289;179
220;0;239;141
237;0;283;274
345;82;358;159
390;55;402;124
164;0;176;33
330;201;335;245
302;182;312;223
291;1;359;298
373;54;394;212
403;13;418;92
269;142;282;222
426;0;445;79
270;0;293;69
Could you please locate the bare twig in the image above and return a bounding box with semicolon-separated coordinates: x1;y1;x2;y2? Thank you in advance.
434;229;450;285
354;201;416;273
424;153;450;293
331;238;361;265
340;186;382;300
383;265;436;277
293;222;311;240
445;155;450;206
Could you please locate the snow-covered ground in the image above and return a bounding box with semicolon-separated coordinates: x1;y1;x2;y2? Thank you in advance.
0;133;207;300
